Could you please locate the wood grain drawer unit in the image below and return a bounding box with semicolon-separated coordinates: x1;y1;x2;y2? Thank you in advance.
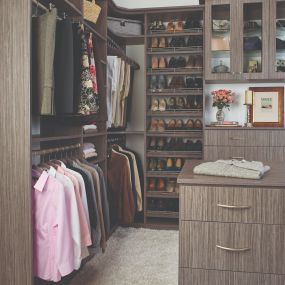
180;186;285;225
180;221;285;275
179;268;285;285
204;146;285;161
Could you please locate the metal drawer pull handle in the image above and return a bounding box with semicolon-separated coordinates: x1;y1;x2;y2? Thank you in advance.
231;156;245;160
217;203;251;209
216;245;251;252
230;137;244;140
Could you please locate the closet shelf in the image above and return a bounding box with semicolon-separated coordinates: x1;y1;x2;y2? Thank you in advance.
107;130;144;135
147;110;203;117
147;31;203;38
145;219;179;230
147;88;203;96
146;171;180;178
146;151;202;158
146;130;203;138
146;191;179;199
146;210;179;219
39;113;101;125
147;47;203;55
147;68;203;75
84;20;107;42
83;132;107;138
37;0;82;17
32;134;82;143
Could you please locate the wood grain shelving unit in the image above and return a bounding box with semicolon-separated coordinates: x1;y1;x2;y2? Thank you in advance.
146;191;179;199
146;110;203;117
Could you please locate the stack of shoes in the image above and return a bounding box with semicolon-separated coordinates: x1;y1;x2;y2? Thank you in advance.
149;75;167;91
186;77;203;88
149;138;203;151
148;178;166;191
186;55;203;69
148;158;184;172
150;98;167;112
166;20;184;33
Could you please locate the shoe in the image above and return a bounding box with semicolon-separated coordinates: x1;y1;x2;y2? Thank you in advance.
166;180;175;193
186;119;194;129
165;138;176;150
168;97;176;109
184;17;193;29
157;138;166;150
169;76;186;89
166;21;175;32
150;75;157;91
186;56;196;68
158;119;166;132
175;158;183;171
166;158;174;171
151;98;159;111
186;140;194;151
177;56;187;68
151;37;159;48
193;140;203;151
149;178;157;191
177;97;186;109
194;119;203;129
175;119;184;130
149;21;157;31
157;159;166;171
157;20;165;31
169;37;178;47
157;75;166;91
149;137;157;150
152;57;159;69
159;57;167;69
158;37;167;48
156;199;165;211
175;21;184;32
187;36;203;47
158;98;167;111
157;178;166;191
167;119;176;130
148;199;156;210
176;138;185;150
176;36;186;47
186;77;195;88
149;158;157;171
195;55;203;68
150;119;158;131
168;57;177;68
194;78;203;88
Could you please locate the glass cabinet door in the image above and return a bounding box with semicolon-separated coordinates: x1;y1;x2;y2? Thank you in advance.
237;0;269;80
205;1;235;80
269;0;285;79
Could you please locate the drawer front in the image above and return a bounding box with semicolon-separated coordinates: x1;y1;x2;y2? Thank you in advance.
180;221;285;274
180;186;285;225
204;146;245;160
270;131;285;147
179;268;285;285
205;130;271;147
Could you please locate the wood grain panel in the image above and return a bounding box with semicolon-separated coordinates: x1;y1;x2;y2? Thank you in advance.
180;186;285;225
204;146;245;160
0;0;32;284
180;268;285;285
180;221;285;274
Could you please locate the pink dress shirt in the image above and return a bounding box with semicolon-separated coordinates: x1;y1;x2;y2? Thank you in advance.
57;166;92;247
32;170;74;282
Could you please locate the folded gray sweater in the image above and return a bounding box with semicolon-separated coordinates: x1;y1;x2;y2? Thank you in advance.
193;160;270;180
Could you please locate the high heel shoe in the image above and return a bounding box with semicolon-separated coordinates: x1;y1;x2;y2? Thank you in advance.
148;178;157;191
175;21;184;32
152;57;159;69
158;119;166;132
157;178;166;191
158;98;167;111
150;119;159;131
194;119;203;129
159;57;167;69
166;21;175;33
151;98;159;111
158;37;167;48
151;37;159;48
167;119;176;130
186;119;194;129
149;137;157;150
175;119;184;130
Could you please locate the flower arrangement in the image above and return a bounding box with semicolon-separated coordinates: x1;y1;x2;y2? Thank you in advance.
212;89;235;110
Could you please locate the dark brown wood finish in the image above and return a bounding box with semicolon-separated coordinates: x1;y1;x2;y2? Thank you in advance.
0;0;33;284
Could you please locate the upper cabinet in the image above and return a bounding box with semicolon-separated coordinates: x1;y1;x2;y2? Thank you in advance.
205;0;285;81
269;0;285;80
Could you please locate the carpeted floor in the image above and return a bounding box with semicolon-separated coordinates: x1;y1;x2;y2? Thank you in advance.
69;227;179;285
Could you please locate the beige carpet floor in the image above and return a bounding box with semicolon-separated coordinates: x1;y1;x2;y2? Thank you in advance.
69;227;179;285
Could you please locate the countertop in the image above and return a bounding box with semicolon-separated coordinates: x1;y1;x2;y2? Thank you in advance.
177;160;285;188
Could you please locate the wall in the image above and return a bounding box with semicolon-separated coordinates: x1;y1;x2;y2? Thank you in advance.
113;0;199;9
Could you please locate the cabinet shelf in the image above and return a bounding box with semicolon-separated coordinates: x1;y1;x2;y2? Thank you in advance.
146;151;202;158
83;132;107;138
147;68;203;75
146;171;180;178
147;29;203;37
147;110;203;117
147;88;203;95
32;134;82;143
146;210;179;219
147;91;203;96
147;47;203;55
146;191;179;199
146;130;203;138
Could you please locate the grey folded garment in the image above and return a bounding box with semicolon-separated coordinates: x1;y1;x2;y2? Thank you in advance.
193;160;270;180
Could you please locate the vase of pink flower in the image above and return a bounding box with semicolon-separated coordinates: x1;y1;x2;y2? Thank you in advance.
211;89;235;124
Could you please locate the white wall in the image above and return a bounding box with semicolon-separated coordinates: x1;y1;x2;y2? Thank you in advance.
113;0;199;9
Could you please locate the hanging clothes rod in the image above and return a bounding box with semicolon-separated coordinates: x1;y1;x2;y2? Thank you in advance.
32;0;49;12
107;36;140;70
32;143;81;156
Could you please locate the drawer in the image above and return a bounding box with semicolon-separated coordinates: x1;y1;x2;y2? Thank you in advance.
270;130;285;147
179;268;285;285
205;129;271;147
204;146;245;160
180;221;285;274
180;186;285;225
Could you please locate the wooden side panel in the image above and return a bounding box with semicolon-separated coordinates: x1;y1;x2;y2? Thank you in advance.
0;0;32;284
180;186;285;225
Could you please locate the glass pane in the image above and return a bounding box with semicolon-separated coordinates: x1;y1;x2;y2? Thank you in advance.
211;5;231;74
243;3;263;73
276;1;285;73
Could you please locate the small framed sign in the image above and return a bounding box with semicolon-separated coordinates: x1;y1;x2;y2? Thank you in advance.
250;87;284;127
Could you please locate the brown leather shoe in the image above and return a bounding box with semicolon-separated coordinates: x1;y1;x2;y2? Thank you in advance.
158;37;167;48
166;21;175;33
194;119;203;129
158;119;166;132
175;21;184;32
152;57;159;69
151;37;159;48
150;119;158;131
175;119;184;130
167;119;176;130
159;57;167;69
186;119;194;129
157;178;166;191
149;178;157;191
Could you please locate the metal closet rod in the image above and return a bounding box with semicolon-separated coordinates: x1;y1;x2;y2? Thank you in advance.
32;143;82;156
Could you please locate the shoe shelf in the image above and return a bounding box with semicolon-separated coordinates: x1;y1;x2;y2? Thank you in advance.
146;91;203;97
146;191;179;199
146;210;179;219
147;110;203;117
147;47;203;55
145;218;179;230
146;171;180;178
147;28;203;37
147;88;203;94
147;68;203;75
146;130;203;138
146;150;202;158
